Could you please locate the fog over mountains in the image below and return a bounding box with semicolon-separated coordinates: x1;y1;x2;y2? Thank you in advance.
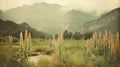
0;2;119;35
0;2;97;35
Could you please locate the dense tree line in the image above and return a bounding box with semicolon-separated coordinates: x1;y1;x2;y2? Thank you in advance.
55;30;92;40
63;30;82;40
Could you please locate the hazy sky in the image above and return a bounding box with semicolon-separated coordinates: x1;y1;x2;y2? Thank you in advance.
0;0;120;14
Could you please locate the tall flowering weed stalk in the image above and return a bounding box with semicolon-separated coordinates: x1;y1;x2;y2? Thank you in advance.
52;25;65;63
19;30;32;66
8;35;13;45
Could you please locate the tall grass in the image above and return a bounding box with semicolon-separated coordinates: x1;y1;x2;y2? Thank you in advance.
86;31;120;63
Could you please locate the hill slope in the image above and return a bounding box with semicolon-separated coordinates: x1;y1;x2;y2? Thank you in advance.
66;10;97;32
83;8;120;34
0;19;51;38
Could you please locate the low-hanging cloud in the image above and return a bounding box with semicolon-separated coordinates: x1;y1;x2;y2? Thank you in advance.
62;0;120;15
0;0;119;15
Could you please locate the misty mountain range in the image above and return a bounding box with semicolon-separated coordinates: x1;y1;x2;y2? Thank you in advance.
0;2;97;35
0;2;120;36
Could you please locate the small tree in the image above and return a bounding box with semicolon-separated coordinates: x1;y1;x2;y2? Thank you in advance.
73;31;82;40
69;32;73;39
82;32;93;40
63;30;69;39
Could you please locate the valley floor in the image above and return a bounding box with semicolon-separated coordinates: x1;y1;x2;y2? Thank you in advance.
0;39;120;67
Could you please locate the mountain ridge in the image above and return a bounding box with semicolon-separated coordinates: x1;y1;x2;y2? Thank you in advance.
83;7;120;34
0;19;51;38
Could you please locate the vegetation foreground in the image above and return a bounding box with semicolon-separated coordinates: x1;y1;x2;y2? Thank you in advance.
0;30;120;67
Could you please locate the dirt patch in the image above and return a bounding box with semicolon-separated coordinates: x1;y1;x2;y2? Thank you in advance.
28;52;53;65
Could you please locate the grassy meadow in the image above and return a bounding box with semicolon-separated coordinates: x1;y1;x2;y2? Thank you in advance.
0;30;120;67
0;1;119;67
